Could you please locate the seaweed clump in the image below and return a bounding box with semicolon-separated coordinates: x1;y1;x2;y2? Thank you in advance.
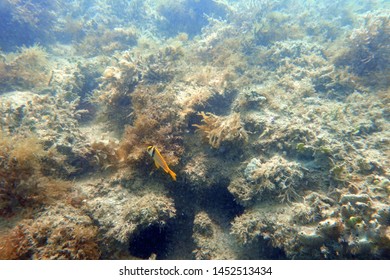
0;0;61;49
94;46;185;169
88;189;176;248
334;12;390;87
0;132;70;217
77;27;138;56
194;112;248;149
0;45;50;92
0;133;44;216
97;54;140;107
118;116;177;166
117;86;183;168
253;11;304;46
0;204;100;260
228;156;304;206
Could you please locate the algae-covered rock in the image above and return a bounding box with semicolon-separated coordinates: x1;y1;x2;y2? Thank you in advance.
298;227;324;246
1;0;389;261
84;178;175;245
124;193;176;227
0;203;100;260
192;211;237;260
340;193;371;204
317;218;342;238
229;156;304;205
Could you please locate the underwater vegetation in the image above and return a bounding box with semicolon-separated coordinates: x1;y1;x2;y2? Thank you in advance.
194;112;248;149
333;11;390;88
0;45;50;92
0;204;100;259
0;131;72;218
157;0;229;37
0;0;61;49
0;0;389;260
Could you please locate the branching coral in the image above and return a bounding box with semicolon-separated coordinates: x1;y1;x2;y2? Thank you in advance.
194;112;248;149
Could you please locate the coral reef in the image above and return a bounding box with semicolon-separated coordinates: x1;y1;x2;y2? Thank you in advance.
0;0;388;260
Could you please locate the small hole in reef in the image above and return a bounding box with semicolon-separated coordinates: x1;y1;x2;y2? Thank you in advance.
128;225;169;259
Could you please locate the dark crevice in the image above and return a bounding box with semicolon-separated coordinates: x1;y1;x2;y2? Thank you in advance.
204;89;238;116
127;180;245;259
195;183;244;227
168;181;244;259
128;224;170;259
242;238;287;260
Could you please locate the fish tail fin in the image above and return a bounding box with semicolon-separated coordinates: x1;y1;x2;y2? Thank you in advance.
169;169;177;181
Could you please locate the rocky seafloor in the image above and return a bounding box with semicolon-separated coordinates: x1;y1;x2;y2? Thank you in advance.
0;0;389;259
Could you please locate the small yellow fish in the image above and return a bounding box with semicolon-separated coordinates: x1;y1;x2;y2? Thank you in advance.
147;145;177;181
